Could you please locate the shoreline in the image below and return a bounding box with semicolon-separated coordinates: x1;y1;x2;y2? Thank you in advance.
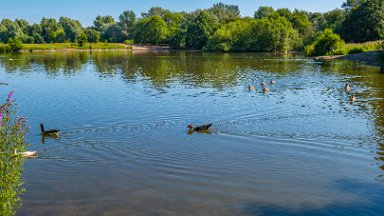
314;51;384;67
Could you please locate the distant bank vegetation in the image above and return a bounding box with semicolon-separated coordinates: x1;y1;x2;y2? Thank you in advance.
0;0;383;56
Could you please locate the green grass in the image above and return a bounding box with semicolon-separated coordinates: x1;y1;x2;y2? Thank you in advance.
334;41;381;55
0;43;131;53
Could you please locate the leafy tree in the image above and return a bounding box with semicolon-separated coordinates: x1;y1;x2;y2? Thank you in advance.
0;19;24;43
119;10;136;39
103;23;124;42
40;18;64;43
133;16;169;44
254;6;275;19
186;10;217;49
59;16;84;42
207;3;240;24
205;18;255;51
29;23;45;43
14;19;29;35
93;15;115;32
306;29;345;56
169;28;187;49
141;7;171;19
84;28;100;43
7;36;23;52
341;0;384;42
77;33;87;47
205;16;299;52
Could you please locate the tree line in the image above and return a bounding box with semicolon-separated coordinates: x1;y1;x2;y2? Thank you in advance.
0;0;383;52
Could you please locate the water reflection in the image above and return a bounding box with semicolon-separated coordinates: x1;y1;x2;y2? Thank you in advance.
1;51;384;215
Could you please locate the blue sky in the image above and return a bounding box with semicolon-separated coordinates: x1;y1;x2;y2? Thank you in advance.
0;0;346;27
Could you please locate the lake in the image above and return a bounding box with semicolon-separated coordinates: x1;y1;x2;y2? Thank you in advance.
1;50;384;215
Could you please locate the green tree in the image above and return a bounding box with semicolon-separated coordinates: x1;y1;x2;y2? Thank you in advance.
93;15;115;32
186;10;217;49
103;23;124;42
207;3;240;24
341;0;384;42
59;17;84;42
205;18;255;51
306;28;345;56
84;28;100;43
7;36;23;53
40;18;64;43
141;7;171;19
77;33;87;47
29;24;45;43
0;19;24;43
119;10;136;39
133;16;169;44
254;6;275;19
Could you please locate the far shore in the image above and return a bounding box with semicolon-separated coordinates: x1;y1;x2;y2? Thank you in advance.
5;44;384;67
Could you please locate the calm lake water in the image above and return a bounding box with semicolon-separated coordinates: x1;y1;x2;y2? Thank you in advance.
1;50;384;215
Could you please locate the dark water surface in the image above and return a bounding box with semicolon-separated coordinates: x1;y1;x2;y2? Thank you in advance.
1;51;384;215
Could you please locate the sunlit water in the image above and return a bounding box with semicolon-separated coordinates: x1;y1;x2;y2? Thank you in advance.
1;51;384;215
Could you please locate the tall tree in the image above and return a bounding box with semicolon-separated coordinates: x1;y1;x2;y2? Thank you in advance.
341;0;384;42
133;16;169;44
119;10;136;39
254;6;275;19
93;15;115;32
207;3;240;24
59;16;84;42
0;19;24;43
186;10;217;49
40;18;64;43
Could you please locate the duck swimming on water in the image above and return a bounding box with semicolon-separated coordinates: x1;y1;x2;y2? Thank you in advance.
41;123;60;138
188;123;213;133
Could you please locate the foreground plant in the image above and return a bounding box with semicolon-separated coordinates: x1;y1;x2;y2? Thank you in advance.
0;91;29;216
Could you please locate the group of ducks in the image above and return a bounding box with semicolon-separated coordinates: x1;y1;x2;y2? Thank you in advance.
22;123;212;158
21;81;355;158
248;80;276;93
249;80;356;102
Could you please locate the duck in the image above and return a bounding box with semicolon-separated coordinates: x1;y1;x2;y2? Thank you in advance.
344;83;351;93
41;123;60;138
248;85;255;91
350;94;356;102
270;80;276;85
187;123;213;132
261;82;267;87
262;86;270;93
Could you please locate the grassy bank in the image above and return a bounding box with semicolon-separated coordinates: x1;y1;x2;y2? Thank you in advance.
333;41;381;55
0;42;131;52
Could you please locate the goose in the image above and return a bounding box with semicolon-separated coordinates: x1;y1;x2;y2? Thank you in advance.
41;123;60;137
344;83;351;93
188;123;213;132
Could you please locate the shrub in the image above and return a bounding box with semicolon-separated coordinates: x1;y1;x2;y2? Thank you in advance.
7;37;23;53
305;29;345;56
0;91;29;216
124;39;134;45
